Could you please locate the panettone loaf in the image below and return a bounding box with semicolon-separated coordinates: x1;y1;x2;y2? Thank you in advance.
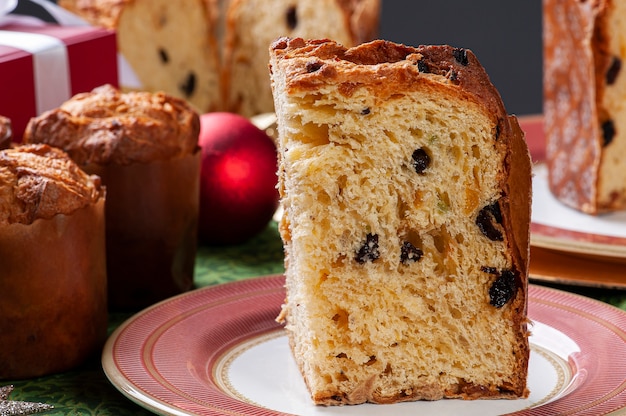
223;0;380;117
544;0;626;213
270;38;531;404
0;144;106;379
0;116;11;150
58;0;380;116
24;84;201;310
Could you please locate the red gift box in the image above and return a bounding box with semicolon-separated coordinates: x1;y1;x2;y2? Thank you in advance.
0;23;118;141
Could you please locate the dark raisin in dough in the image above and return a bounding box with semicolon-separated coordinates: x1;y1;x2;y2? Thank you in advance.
412;148;430;174
417;60;429;73
158;48;169;64
306;61;323;73
453;48;469;66
486;269;516;308
607;56;622;85
476;202;503;241
286;6;297;30
355;233;380;263
602;119;616;146
179;71;196;97
400;241;423;264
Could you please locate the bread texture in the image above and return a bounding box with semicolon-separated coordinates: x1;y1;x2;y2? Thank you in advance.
59;0;221;113
544;0;626;213
23;84;200;165
224;0;380;117
270;38;531;405
58;0;380;116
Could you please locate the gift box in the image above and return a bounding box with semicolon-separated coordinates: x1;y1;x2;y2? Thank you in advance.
0;23;118;141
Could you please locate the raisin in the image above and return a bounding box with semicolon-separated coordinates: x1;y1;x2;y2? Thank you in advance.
306;60;323;73
607;56;622;85
487;269;516;308
453;48;469;66
602;119;616;146
476;202;503;241
400;241;423;264
355;233;380;264
179;71;196;97
411;148;430;174
158;48;169;64
286;6;297;30
361;107;371;115
417;60;430;73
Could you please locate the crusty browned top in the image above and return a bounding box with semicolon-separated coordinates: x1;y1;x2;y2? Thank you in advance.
23;84;200;165
270;38;511;139
0;116;11;150
0;144;104;225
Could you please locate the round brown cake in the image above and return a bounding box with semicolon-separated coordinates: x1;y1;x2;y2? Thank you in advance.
0;144;107;379
24;84;201;311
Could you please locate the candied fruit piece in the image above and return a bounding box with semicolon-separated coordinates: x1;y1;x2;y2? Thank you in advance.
475;201;503;241
412;148;431;174
602;119;615;146
453;48;469;66
483;268;516;308
607;56;622;85
400;241;423;264
355;233;380;264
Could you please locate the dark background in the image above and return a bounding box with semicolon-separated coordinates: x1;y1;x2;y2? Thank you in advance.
17;0;544;115
379;1;543;116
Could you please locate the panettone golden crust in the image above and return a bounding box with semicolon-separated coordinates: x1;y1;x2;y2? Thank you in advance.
0;144;103;225
23;84;200;165
271;38;531;405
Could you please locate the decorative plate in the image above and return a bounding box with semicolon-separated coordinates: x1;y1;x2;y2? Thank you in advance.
102;275;626;415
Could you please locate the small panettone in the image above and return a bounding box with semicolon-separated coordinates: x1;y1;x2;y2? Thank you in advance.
24;84;201;310
58;0;380;116
0;116;11;150
270;38;531;404
544;0;626;213
0;144;106;379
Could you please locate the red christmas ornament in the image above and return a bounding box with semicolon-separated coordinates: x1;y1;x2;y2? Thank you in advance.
198;112;279;245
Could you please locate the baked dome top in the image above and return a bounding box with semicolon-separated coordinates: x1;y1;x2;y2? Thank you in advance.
0;144;103;225
23;84;200;165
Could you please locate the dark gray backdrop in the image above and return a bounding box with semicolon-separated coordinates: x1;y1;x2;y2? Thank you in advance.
380;1;543;115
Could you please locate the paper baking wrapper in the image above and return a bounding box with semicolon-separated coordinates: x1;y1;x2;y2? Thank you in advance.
0;197;107;380
85;150;200;311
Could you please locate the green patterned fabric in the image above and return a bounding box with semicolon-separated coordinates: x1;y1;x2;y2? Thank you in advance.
3;220;626;415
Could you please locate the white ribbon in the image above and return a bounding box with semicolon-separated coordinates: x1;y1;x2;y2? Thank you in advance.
0;30;70;114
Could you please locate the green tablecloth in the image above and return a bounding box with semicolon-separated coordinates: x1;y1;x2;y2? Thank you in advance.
3;221;626;415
